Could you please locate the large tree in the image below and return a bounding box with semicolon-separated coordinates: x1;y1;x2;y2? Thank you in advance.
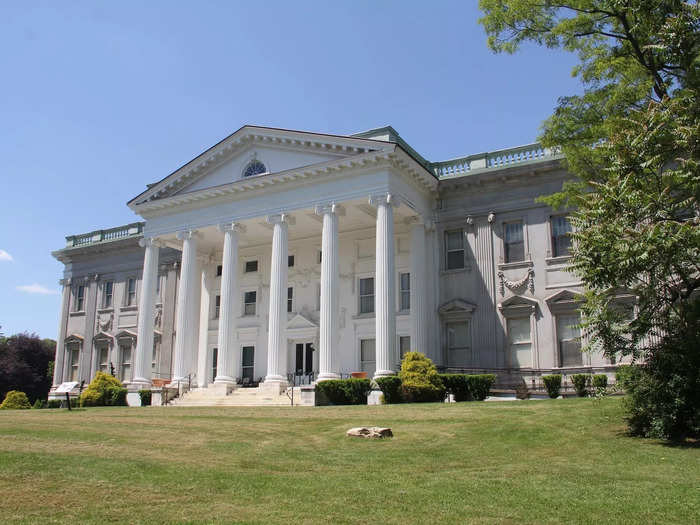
479;1;699;439
0;334;55;404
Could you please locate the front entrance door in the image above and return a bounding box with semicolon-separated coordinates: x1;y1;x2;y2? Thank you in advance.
294;342;315;380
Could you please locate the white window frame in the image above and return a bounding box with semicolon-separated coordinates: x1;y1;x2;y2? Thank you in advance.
359;338;376;374
214;295;221;319
398;271;410;312
287;286;294;314
68;343;81;381
244;259;259;273
444;229;466;270
102;281;114;309
503;220;526;264
74;284;85;312
358;276;375;315
125;277;137;307
119;342;132;382
242;289;257;317
550;215;573;259
445;320;473;368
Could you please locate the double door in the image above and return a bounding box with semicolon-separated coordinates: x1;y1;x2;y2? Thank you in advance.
294;342;315;379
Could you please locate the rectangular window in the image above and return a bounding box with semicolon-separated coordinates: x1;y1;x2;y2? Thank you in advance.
399;336;411;360
103;281;113;308
245;260;258;273
151;343;158;374
211;347;218;382
126;278;137;306
504;221;525;263
215;295;221;319
360;338;376;375
216;265;222;276
399;272;410;311
445;230;465;270
447;321;471;367
507;317;532;368
287;287;293;313
317;251;322;264
359;277;374;314
288;255;295;267
243;291;257;316
552;216;573;257
69;346;80;381
241;346;255;382
120;345;132;382
98;346;109;373
75;285;85;311
557;314;582;367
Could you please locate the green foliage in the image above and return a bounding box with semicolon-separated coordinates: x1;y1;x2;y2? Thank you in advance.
571;374;591;397
616;365;642;391
138;390;152;406
440;374;471;402
315;379;371;406
398;352;445;403
467;374;496;401
0;333;55;404
592;375;608;389
374;376;402;404
542;375;562;399
1;390;31;409
31;399;46;409
480;0;700;439
47;399;61;409
79;372;125;407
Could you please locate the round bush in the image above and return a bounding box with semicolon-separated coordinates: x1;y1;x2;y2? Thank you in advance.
80;371;125;407
399;352;445;403
1;390;31;410
542;375;562;399
570;374;591;397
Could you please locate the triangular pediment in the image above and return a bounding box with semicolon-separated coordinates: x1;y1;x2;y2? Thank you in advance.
439;299;477;315
286;313;318;330
545;289;582;305
64;333;84;344
500;295;539;308
129;126;394;206
93;331;114;342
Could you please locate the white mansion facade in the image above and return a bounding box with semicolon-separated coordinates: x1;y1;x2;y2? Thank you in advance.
51;125;611;400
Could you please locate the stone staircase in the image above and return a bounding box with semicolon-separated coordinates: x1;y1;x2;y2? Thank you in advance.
170;385;307;407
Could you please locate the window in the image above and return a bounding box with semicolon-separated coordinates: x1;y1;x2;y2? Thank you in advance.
317;251;322;264
119;344;132;382
359;277;374;314
241;346;255;381
243;159;267;178
445;230;465;270
75;285;85;311
504;222;525;263
126;278;137;306
245;260;258;273
211;347;218;382
98;346;109;373
287;287;293;313
216;265;222;276
243;291;257;316
103;281;113;308
399;336;411;361
507;317;532;368
447;321;471;367
155;275;161;300
360;339;376;375
557;314;582;367
288;255;295;267
399;272;410;311
151;343;159;374
69;345;80;381
215;295;221;319
552;216;573;257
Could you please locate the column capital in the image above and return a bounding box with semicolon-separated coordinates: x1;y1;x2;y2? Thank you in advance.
368;193;400;208
176;230;200;241
139;237;163;249
217;222;246;234
315;202;345;217
266;213;295;226
59;277;72;286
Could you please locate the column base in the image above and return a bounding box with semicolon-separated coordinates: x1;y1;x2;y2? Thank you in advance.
261;377;288;395
373;370;395;379
209;382;237;396
128;378;152;390
315;372;340;382
214;375;237;385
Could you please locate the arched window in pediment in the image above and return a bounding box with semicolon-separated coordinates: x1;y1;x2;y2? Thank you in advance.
243;159;267;178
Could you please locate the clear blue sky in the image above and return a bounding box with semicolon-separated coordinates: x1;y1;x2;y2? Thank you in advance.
0;1;582;339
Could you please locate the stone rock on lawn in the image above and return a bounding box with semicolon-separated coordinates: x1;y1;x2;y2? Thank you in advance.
346;427;393;438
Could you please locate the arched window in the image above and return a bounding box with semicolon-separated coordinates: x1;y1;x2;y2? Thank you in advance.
243;159;266;178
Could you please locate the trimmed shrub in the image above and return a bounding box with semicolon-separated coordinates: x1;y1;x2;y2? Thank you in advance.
1;390;31;410
47;399;61;409
80;372;125;407
592;374;608;389
440;374;470;401
570;374;591;397
542;375;562;399
32;399;46;409
399;352;445;403
467;374;496;401
375;376;402;404
615;365;642;391
315;379;371;405
138;390;152;407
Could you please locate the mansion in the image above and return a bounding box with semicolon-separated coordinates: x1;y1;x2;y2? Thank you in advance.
50;125;612;404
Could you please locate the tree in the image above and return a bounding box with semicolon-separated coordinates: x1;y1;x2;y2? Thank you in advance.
0;334;55;404
479;1;699;439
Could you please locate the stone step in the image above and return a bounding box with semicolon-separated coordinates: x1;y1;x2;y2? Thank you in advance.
170;385;301;407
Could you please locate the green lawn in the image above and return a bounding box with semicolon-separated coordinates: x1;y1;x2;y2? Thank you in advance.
0;397;698;524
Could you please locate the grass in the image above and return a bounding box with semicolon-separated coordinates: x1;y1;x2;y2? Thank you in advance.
0;397;698;524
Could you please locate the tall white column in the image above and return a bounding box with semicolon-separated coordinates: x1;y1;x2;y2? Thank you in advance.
370;194;398;378
316;203;343;381
410;218;429;356
53;278;72;386
171;230;199;384
264;213;293;387
132;238;160;387
215;223;245;385
196;264;212;388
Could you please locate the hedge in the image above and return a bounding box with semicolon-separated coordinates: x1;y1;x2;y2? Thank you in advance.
440;374;470;401
542;374;562;399
570;374;591;397
592;374;608;389
138;390;152;406
1;390;31;410
315;379;371;405
375;376;402;404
